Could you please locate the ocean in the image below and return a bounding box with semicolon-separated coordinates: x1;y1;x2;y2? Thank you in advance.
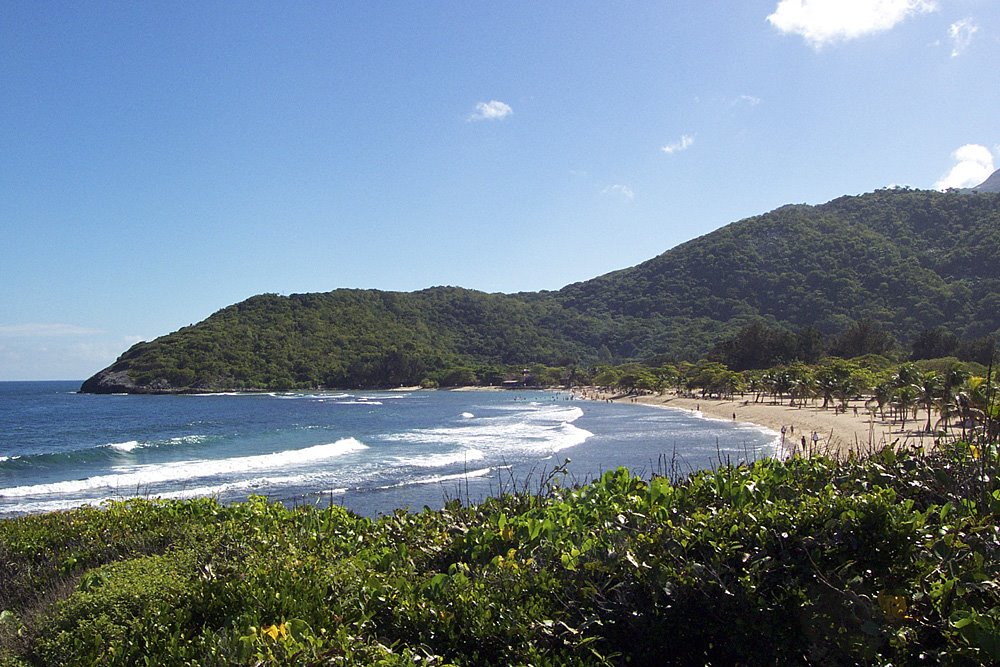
0;381;779;518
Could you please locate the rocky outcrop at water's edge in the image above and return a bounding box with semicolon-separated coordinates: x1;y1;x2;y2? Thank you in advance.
79;369;178;394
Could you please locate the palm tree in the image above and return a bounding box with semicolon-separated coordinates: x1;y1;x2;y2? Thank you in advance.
815;374;837;409
786;362;814;408
890;363;925;429
917;371;943;433
956;375;997;440
745;370;766;404
934;365;970;435
770;367;794;405
867;380;895;422
759;370;779;404
814;359;857;410
893;384;919;432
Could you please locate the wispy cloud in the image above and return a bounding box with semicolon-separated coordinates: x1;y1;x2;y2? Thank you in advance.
733;94;762;107
934;144;995;190
468;100;513;121
948;18;978;57
0;323;105;337
661;134;694;155
767;0;937;49
602;184;635;201
0;333;144;380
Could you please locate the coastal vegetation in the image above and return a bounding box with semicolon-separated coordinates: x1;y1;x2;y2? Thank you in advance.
1;440;997;665
80;189;1000;393
590;355;997;436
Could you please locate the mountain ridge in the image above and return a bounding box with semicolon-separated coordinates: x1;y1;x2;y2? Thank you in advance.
81;188;1000;393
973;168;1000;193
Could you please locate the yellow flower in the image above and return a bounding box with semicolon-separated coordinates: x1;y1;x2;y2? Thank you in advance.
878;593;908;620
261;623;289;641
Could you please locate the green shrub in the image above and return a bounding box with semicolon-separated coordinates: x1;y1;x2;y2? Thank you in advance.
2;443;998;665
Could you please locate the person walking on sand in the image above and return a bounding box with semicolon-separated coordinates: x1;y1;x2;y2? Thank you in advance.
801;435;807;452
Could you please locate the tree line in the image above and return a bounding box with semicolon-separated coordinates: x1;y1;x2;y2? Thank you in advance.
588;354;998;438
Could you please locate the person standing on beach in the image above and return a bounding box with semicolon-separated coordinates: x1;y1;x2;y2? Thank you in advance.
801;435;807;452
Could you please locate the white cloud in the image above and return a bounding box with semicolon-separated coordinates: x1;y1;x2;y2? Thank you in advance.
602;184;635;201
948;18;978;57
468;100;513;121
934;144;995;190
734;94;762;107
0;328;141;381
661;134;694;154
767;0;937;48
0;323;105;337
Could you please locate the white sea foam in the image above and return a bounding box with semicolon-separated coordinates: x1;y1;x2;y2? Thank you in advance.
732;423;784;459
461;412;475;419
0;438;368;498
104;434;207;453
268;392;352;400
335;400;383;406
108;440;141;452
153;472;322;500
154;479;274;500
378;467;494;489
393;448;485;468
661;406;783;459
549;422;593;451
1;472;340;514
383;404;592;454
1;496;112;515
167;435;208;445
411;467;493;486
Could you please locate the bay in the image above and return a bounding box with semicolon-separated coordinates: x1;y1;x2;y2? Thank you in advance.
0;381;778;517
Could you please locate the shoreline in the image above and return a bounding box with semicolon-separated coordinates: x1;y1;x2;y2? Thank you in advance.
574;388;940;459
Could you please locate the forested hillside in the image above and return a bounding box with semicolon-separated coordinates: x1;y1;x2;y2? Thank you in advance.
554;189;1000;358
81;289;595;392
81;189;1000;393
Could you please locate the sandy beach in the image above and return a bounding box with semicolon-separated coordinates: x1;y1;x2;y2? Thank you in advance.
576;389;941;459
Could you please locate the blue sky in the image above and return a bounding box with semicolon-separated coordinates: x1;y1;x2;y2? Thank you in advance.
2;0;998;380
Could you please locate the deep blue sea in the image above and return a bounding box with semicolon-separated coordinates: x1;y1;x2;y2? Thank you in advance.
0;382;779;518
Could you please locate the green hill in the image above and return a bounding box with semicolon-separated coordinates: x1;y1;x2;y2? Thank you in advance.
81;189;1000;393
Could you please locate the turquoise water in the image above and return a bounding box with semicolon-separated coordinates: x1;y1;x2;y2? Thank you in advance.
0;382;778;517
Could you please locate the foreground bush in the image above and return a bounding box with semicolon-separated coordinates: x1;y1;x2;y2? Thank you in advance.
1;442;998;666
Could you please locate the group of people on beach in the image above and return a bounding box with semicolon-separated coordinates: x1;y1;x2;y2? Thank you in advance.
781;424;820;453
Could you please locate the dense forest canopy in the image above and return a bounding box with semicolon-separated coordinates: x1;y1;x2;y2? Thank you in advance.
81;189;1000;393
